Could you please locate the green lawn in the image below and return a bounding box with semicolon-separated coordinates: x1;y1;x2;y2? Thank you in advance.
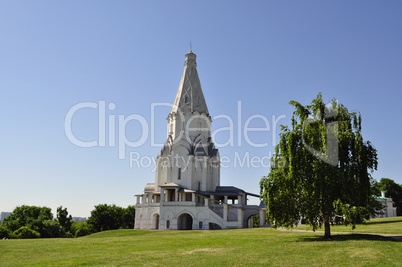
1;218;401;266
293;216;402;234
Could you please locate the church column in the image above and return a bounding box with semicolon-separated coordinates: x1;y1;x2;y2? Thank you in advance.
175;188;178;202
224;195;228;204
160;189;165;204
237;195;242;206
192;193;195;202
237;208;244;228
205;197;210;207
223;204;228;221
210;195;215;208
136;196;140;205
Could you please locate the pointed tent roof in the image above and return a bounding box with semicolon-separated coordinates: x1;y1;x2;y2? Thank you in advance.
171;51;209;115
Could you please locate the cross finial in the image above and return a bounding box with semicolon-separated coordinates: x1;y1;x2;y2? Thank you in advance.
189;41;192;53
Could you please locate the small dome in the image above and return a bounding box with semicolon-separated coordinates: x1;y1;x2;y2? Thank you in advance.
144;183;155;193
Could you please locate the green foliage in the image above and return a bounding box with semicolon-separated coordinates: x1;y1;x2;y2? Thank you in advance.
2;205;53;233
252;215;260;228
1;205;69;238
260;93;378;237
41;220;66;238
71;221;93;238
87;204;123;232
1;205;54;238
0;225;11;239
373;178;402;216
123;205;136;229
2;204;134;238
87;204;135;233
57;206;72;233
12;226;41;239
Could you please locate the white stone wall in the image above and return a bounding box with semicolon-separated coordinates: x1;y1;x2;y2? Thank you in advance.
155;154;219;192
136;204;241;230
374;198;397;218
135;195;261;230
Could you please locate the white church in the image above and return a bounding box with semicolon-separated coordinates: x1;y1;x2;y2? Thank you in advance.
134;51;267;230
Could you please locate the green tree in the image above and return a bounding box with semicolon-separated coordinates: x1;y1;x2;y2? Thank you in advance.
374;178;402;216
0;225;11;239
260;93;379;238
87;204;124;232
87;204;135;232
122;205;135;229
12;226;41;239
56;206;72;234
0;205;69;238
41;220;65;238
2;206;53;234
71;221;93;238
252;215;260;228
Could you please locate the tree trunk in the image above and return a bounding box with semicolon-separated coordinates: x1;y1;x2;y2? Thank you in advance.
324;215;331;238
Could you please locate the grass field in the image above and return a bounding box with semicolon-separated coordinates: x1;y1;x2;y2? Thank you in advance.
293;216;402;234
1;217;401;266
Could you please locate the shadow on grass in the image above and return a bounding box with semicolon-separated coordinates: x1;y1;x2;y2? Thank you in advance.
363;219;402;225
299;234;398;242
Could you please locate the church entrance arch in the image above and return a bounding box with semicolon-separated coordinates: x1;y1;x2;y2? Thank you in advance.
152;213;159;230
246;214;259;228
177;213;193;230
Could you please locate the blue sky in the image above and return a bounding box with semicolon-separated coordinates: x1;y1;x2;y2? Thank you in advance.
1;1;401;217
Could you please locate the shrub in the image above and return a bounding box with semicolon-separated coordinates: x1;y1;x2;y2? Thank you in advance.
41;220;66;238
71;221;92;238
0;225;11;239
13;226;41;239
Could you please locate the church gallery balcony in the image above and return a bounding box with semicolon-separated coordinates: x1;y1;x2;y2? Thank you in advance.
135;184;249;218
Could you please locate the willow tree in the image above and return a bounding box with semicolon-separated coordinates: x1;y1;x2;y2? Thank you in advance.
260;93;379;238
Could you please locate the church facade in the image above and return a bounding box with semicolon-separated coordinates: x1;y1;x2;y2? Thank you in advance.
134;51;266;230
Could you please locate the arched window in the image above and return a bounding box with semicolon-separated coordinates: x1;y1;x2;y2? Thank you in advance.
199;221;203;229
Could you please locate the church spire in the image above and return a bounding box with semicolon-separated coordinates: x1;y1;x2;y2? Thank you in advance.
170;51;209;115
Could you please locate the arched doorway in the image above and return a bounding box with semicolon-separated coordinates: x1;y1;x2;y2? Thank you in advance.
247;214;259;228
177;213;193;230
152;213;159;229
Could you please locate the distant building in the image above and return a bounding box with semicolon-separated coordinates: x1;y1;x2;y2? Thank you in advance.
0;212;12;222
374;191;397;218
134;51;266;230
72;217;87;222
